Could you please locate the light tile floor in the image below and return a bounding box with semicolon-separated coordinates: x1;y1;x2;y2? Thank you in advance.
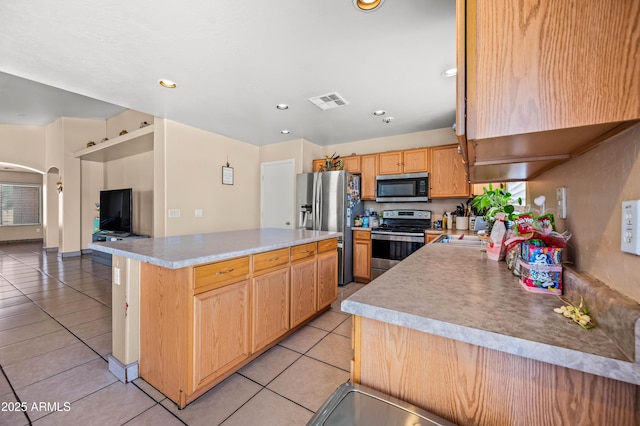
0;242;364;425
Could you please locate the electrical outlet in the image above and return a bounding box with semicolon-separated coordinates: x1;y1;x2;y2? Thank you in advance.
114;267;121;285
621;200;640;255
195;209;203;217
556;187;567;219
168;209;181;218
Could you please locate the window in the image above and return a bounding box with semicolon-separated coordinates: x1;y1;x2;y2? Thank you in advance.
0;183;42;226
507;181;527;209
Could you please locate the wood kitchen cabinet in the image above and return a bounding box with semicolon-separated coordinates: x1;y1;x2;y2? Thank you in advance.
312;155;360;173
251;248;290;353
290;243;318;328
317;239;339;310
429;145;470;198
457;0;640;182
353;230;371;283
378;148;429;175
425;233;440;244
312;159;323;172
360;154;378;200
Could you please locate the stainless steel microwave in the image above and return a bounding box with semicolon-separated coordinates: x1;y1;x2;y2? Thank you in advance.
376;172;429;202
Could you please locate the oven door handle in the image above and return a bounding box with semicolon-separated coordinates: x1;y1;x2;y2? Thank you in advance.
371;232;424;243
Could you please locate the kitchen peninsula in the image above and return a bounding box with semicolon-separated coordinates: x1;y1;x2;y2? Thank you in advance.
342;243;640;425
89;228;340;408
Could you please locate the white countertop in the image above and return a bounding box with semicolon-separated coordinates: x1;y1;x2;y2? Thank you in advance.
89;228;341;269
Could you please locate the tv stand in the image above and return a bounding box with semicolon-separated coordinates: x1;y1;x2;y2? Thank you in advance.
91;232;149;266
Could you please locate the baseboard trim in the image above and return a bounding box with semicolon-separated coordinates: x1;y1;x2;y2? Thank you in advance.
58;251;81;258
108;355;139;383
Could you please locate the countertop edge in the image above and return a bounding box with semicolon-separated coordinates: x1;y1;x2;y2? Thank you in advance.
341;299;640;386
89;231;341;269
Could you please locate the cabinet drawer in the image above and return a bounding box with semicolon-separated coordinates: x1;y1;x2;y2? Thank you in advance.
318;238;338;253
291;242;317;261
353;230;371;241
194;257;250;290
253;248;290;273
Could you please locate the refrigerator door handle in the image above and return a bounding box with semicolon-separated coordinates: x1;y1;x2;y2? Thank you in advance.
317;175;323;230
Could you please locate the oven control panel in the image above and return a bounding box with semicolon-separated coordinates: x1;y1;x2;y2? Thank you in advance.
382;210;431;219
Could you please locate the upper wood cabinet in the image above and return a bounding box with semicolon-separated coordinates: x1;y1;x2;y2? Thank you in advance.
378;148;429;175
312;155;360;173
360;154;378;200
312;159;323;172
430;145;470;198
457;0;640;182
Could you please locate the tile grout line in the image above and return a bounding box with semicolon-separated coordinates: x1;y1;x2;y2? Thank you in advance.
0;363;33;425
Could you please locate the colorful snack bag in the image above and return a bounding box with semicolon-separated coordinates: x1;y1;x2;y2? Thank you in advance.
536;213;556;233
512;212;535;237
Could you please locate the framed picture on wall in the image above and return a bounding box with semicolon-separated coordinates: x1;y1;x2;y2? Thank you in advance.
222;166;234;185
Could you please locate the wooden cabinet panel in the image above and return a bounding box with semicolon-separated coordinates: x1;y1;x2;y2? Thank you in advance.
312;159;324;172
317;251;338;310
253;248;290;273
193;280;250;392
378;151;403;175
430;145;470;198
402;148;429;173
290;257;317;327
251;267;290;352
425;233;440;244
341;155;361;174
352;231;371;283
291;242;317;261
318;238;338;253
360;154;378;200
194;257;249;290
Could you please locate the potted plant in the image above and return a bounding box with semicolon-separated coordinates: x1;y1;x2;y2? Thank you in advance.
472;184;522;232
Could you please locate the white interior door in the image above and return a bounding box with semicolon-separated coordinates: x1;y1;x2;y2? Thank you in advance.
260;159;295;229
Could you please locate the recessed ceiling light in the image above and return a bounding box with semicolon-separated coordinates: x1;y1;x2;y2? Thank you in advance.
281;130;291;135
158;79;177;88
276;104;289;110
353;0;384;12
372;110;386;116
441;68;457;78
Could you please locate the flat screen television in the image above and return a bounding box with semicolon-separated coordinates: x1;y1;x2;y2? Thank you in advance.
99;188;133;234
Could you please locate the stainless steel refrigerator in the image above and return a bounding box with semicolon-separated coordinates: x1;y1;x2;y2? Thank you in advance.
296;171;364;285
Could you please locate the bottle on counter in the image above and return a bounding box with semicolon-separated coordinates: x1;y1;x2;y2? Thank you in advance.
442;211;448;230
362;214;370;228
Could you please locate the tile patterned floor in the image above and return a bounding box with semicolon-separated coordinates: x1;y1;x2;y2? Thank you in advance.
0;242;364;425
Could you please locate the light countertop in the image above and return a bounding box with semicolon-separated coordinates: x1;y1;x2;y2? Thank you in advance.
342;242;640;385
89;228;341;269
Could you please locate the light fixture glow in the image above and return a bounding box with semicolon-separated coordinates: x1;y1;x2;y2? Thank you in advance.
353;0;384;12
281;130;291;135
276;104;289;110
158;79;177;88
372;110;386;116
441;68;457;78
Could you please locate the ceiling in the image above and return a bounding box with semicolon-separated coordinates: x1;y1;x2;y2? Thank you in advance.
0;0;456;148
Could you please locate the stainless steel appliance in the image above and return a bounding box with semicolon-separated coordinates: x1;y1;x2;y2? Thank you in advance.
371;209;431;279
297;171;364;285
308;382;455;426
376;172;429;202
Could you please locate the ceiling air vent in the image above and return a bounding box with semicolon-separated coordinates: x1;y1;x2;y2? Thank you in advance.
308;92;349;111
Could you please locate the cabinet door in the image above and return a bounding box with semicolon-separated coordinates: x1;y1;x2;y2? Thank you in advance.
378;151;403;175
430;145;470;198
193;280;250;392
341;155;361;174
425;234;440;244
312;159;324;172
352;232;371;283
252;267;290;352
403;148;429;173
466;0;640;140
317;251;338;310
290;257;317;328
360;154;378;200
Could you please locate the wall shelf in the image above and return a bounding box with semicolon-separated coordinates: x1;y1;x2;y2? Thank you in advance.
73;124;154;162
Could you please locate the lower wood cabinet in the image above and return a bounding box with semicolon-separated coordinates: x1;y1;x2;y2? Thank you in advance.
251;267;290;353
353;230;371;283
317;250;338;310
139;238;339;408
425;233;440;244
193;280;250;392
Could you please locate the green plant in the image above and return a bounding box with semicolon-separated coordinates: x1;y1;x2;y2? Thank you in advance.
472;183;522;221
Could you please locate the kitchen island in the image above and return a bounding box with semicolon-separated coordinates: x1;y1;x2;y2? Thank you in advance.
89;228;340;408
342;242;640;425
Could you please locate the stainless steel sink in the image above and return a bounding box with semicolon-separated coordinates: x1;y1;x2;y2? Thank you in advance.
434;234;484;246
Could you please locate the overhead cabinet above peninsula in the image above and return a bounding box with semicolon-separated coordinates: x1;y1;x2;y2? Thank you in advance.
456;0;640;182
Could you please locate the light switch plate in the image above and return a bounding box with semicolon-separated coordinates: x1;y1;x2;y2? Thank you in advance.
621;200;640;255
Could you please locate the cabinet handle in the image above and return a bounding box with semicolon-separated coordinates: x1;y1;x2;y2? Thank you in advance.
268;257;280;262
300;250;310;253
216;268;234;275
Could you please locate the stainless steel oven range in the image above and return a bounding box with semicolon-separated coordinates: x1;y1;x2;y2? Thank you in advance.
371;209;431;279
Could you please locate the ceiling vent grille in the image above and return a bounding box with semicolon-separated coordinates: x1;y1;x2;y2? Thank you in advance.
308;92;349;111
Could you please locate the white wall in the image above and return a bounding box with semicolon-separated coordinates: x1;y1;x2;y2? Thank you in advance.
0;124;46;172
529;123;640;302
163;120;261;236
